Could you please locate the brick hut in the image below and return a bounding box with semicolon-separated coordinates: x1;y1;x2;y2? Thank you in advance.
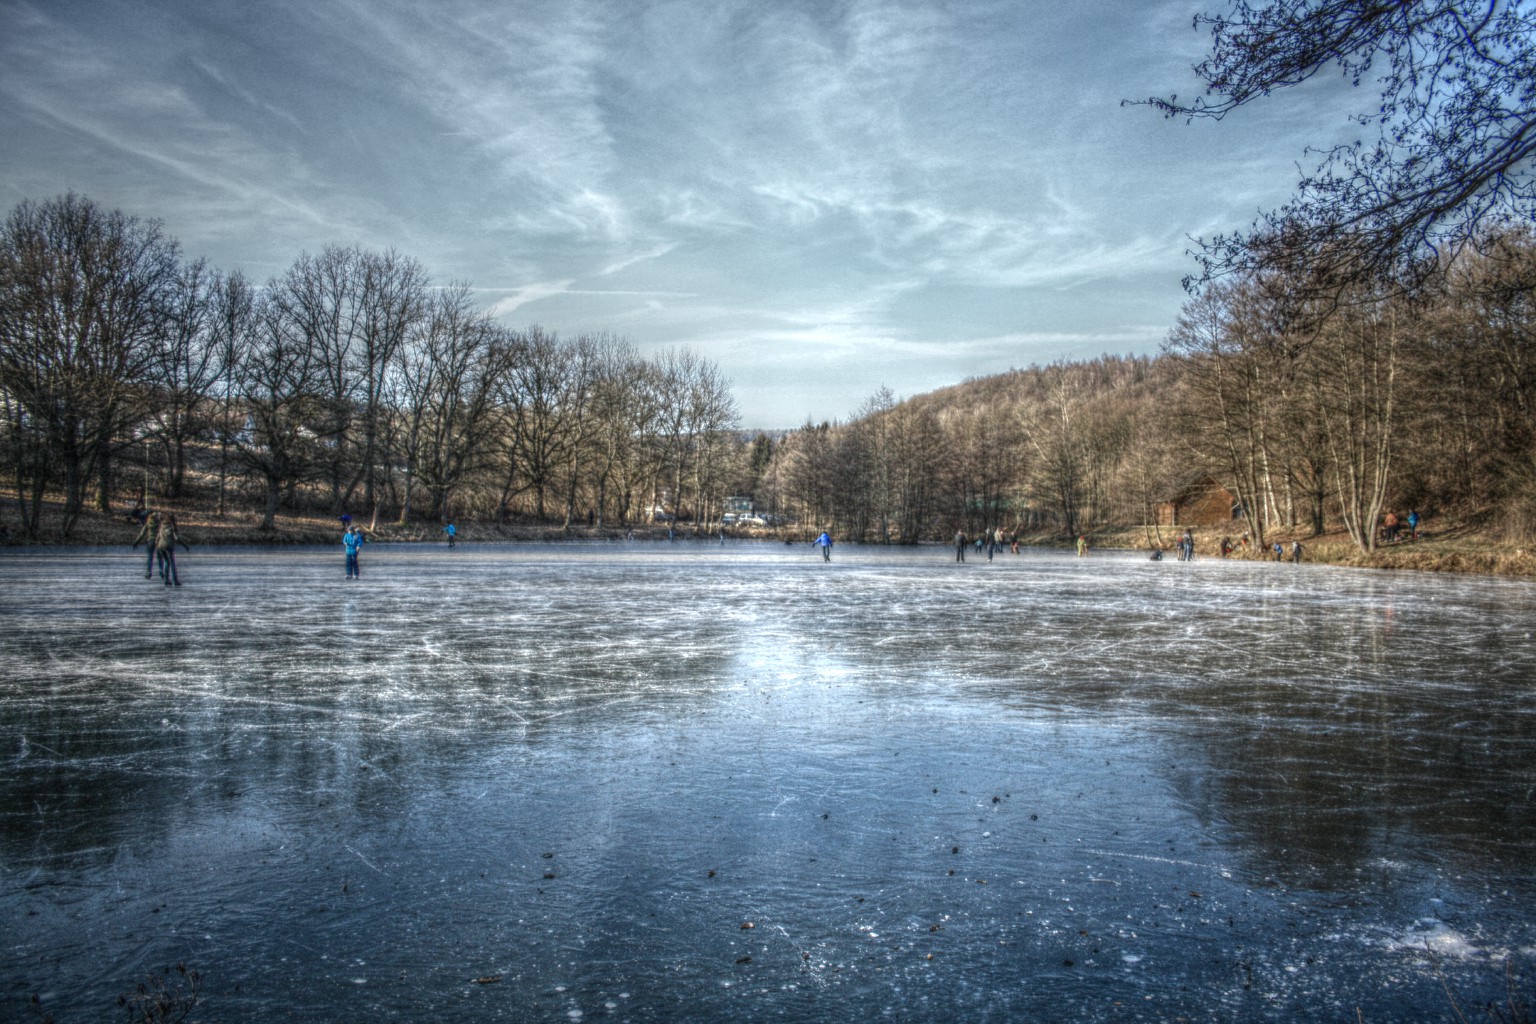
1155;475;1242;528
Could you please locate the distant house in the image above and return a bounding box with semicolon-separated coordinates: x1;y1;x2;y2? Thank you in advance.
1155;475;1242;527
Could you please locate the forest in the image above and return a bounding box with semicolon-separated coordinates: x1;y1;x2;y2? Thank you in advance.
766;227;1536;553
0;194;741;541
2;193;1533;554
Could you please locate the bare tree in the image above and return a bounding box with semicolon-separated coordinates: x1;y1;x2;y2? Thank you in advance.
1304;289;1407;551
1144;0;1536;291
493;326;575;522
352;249;427;512
207;270;256;518
1164;280;1290;547
235;291;329;531
148;258;227;499
394;285;510;523
265;246;424;516
0;194;181;537
581;336;653;528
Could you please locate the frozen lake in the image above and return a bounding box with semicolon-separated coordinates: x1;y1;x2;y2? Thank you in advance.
4;541;1535;1022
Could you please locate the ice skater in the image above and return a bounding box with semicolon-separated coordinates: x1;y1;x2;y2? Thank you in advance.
344;525;366;579
813;530;833;561
1076;534;1088;557
442;522;456;548
955;530;966;562
155;513;189;586
1290;539;1304;563
131;511;161;578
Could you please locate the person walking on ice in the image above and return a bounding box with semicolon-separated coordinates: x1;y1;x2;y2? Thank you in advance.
813;530;833;561
344;525;366;579
442;522;456;548
1076;534;1088;557
955;529;966;562
131;511;161;579
155;513;189;586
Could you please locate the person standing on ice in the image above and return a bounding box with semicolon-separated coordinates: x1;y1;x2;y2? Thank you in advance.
131;511;161;579
813;530;833;561
155;513;188;586
1076;534;1088;557
343;525;366;579
442;522;456;548
954;529;966;562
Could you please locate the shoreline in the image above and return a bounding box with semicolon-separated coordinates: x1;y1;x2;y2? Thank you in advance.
4;499;1533;579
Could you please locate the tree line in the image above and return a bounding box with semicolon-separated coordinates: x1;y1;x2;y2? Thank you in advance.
0;193;740;539
753;229;1536;553
3;194;1532;551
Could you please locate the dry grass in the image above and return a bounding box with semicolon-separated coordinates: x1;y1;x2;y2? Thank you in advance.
0;492;676;548
1074;522;1536;580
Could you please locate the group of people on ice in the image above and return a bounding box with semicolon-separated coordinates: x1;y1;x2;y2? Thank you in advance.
130;512;189;586
1160;528;1303;563
127;510;466;584
951;528;1019;562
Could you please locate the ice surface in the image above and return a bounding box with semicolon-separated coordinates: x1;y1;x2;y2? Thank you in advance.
3;541;1535;1021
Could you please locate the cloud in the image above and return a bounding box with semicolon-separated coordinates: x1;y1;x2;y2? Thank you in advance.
0;0;1340;424
485;279;577;317
0;5;357;246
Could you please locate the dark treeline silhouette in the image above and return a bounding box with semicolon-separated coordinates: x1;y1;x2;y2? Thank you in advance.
0;194;740;540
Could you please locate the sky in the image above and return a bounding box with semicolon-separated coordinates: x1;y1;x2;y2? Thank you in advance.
0;0;1358;427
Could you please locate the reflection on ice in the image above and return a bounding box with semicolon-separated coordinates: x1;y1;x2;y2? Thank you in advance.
2;542;1534;1022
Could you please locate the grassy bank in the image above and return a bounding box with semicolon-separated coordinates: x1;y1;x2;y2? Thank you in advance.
0;495;690;549
1083;521;1536;579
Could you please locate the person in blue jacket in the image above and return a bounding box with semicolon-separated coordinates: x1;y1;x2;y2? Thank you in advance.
344;525;366;578
443;522;457;548
813;530;833;561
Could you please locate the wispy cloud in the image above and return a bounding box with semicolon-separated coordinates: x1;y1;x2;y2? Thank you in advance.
0;0;1329;424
